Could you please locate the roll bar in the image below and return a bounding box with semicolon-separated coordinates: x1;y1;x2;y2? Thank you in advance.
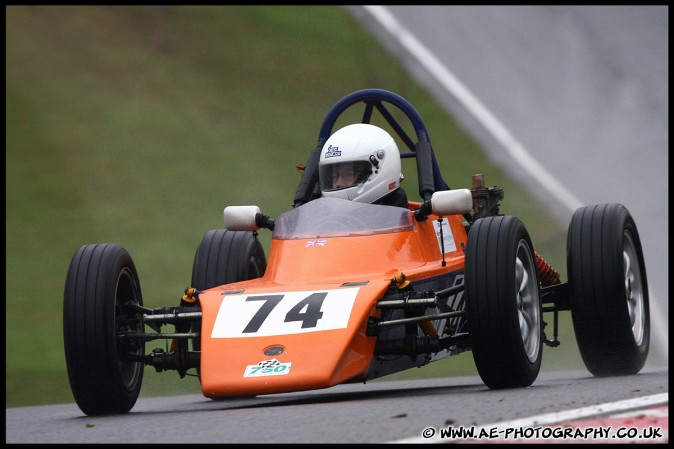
293;89;450;208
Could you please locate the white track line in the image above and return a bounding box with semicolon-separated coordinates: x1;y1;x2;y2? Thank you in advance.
361;5;667;364
362;6;582;212
388;392;669;443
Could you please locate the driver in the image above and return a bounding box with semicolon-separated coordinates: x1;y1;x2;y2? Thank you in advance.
318;123;408;208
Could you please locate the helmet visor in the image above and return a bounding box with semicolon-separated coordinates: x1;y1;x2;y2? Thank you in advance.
320;161;372;192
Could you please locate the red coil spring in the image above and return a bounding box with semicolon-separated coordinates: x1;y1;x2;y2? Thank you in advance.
534;251;561;287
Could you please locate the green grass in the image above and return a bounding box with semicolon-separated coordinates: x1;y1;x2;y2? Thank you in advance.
6;5;580;408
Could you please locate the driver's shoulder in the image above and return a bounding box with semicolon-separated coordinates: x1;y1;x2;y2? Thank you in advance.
373;188;408;208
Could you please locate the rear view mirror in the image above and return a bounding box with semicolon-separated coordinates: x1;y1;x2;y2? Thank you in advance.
224;205;261;231
431;189;473;216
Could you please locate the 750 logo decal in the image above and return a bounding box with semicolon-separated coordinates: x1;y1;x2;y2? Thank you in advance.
211;288;360;338
244;359;292;378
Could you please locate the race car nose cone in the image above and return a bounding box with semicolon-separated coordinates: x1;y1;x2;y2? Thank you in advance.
264;345;285;356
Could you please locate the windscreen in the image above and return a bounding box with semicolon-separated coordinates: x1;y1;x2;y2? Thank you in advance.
272;197;414;239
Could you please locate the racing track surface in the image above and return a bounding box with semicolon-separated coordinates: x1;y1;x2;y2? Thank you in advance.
349;5;668;365
5;369;668;443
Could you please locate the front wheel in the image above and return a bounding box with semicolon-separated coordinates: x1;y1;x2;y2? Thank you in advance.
568;203;649;376
465;216;543;389
63;244;145;416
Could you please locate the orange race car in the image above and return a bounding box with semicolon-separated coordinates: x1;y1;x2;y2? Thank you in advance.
63;89;650;416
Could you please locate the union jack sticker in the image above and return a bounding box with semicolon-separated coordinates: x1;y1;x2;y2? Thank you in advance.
244;358;292;377
305;239;327;247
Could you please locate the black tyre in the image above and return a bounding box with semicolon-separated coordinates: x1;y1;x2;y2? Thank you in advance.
465;216;543;389
63;244;144;416
190;229;267;355
568;203;649;376
192;229;267;291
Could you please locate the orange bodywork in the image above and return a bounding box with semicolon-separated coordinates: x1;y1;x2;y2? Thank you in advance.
198;207;468;398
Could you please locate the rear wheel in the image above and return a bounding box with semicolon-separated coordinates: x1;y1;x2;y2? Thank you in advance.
465;216;543;389
192;229;267;291
63;244;144;415
190;230;267;369
568;203;649;376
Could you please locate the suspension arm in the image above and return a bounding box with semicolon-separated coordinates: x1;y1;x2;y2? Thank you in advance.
118;332;199;342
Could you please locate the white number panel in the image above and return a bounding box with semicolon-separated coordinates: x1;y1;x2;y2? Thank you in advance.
211;287;360;338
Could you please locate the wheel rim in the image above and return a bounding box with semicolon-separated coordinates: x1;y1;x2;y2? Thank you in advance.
623;231;645;346
115;268;144;390
515;240;541;362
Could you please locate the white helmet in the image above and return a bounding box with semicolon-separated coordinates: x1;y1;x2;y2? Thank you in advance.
318;124;403;203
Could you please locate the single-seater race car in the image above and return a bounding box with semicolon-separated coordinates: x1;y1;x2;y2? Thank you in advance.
63;88;650;416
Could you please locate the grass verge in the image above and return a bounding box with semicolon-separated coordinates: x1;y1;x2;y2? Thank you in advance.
6;5;577;408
